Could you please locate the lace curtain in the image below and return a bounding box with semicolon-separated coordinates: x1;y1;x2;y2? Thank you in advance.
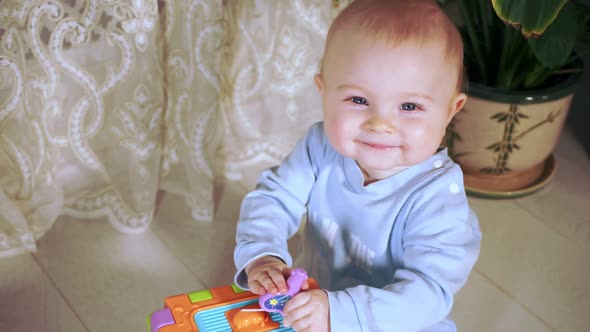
0;0;352;257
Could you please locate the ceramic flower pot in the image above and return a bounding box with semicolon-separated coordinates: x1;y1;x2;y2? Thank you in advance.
445;66;583;198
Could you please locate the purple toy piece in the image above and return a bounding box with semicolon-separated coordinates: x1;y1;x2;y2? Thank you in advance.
258;268;308;316
150;308;175;331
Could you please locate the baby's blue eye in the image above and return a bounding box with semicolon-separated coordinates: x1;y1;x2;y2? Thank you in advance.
401;103;417;111
351;97;368;105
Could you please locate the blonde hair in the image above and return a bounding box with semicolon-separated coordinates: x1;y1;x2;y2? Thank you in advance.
324;0;465;92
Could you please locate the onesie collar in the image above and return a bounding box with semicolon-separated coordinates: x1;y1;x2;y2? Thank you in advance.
342;148;450;199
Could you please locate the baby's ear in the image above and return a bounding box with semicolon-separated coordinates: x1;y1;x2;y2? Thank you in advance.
314;74;324;94
448;92;467;121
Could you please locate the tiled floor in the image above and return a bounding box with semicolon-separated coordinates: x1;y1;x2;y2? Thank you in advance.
1;4;590;332
1;126;589;332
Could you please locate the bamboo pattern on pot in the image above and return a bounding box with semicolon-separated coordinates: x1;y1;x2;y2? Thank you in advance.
445;117;468;160
481;104;561;174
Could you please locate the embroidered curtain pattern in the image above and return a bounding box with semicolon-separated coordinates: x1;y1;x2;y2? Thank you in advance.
0;0;350;258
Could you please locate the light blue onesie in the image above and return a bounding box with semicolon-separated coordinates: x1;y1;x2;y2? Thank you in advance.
234;122;481;331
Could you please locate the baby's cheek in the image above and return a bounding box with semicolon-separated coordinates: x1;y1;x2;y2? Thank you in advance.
404;120;427;137
324;122;345;147
411;121;440;142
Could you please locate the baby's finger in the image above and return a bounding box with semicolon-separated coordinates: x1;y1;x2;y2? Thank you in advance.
283;293;310;322
282;267;292;277
248;280;264;295
284;292;310;312
259;271;287;294
289;315;313;332
268;269;288;293
301;279;310;290
259;276;278;294
283;305;311;330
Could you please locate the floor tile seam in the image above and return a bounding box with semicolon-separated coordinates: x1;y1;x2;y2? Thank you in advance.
472;268;556;331
512;200;590;253
150;227;210;289
30;253;91;332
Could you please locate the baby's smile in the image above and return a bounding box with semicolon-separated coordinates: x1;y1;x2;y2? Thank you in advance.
356;140;398;151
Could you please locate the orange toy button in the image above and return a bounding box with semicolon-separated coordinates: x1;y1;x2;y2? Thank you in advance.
225;304;279;332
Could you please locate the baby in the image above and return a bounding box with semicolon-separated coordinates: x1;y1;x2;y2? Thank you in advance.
233;0;481;331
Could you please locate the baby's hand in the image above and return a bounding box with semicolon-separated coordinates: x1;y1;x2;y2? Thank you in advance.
245;256;289;295
282;289;330;332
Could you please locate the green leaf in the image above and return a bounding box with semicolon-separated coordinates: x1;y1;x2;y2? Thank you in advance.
490;112;505;119
480;167;495;174
486;142;500;150
491;0;569;37
528;2;578;68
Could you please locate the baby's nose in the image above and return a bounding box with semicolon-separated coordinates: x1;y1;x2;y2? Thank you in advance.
362;115;395;134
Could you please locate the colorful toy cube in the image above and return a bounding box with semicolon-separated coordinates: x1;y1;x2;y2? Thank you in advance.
148;279;318;332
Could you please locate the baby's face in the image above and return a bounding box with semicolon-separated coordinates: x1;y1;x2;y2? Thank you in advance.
316;28;465;181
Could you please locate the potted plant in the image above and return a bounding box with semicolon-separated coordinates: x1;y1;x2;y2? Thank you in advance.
442;0;590;198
